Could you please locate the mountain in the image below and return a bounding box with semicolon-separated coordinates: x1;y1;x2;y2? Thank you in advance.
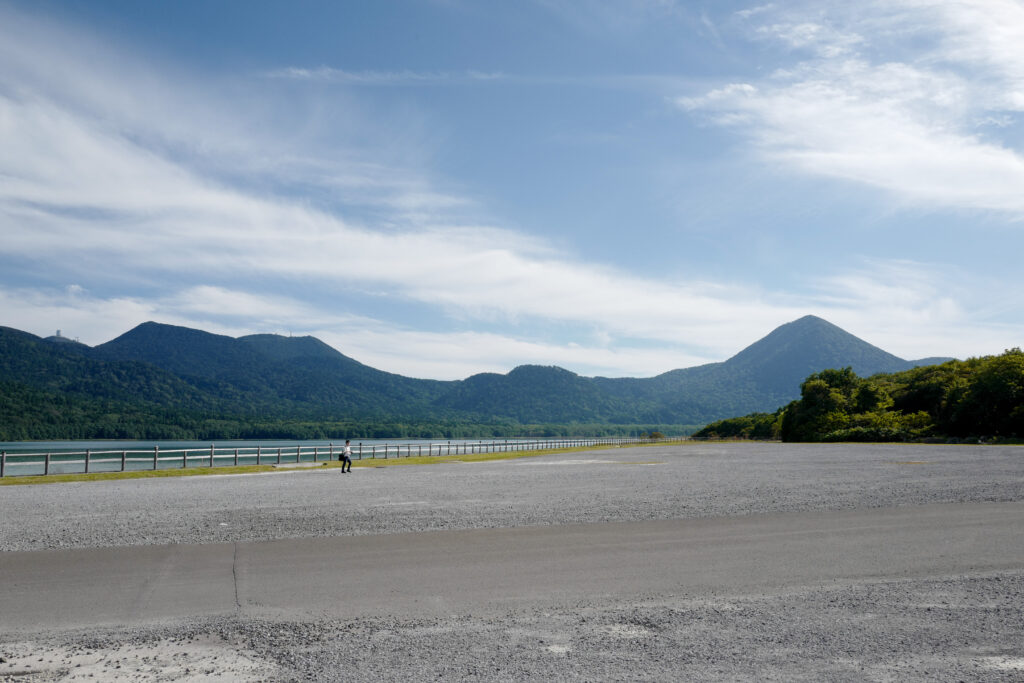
44;331;88;349
92;322;269;381
579;316;940;424
1;325;219;410
661;316;944;413
0;316;953;439
91;322;453;418
424;315;949;425
438;365;631;423
723;315;916;383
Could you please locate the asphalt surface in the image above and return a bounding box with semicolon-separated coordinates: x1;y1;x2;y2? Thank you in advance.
2;442;1023;681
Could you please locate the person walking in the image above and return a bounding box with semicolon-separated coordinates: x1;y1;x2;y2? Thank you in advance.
340;439;352;473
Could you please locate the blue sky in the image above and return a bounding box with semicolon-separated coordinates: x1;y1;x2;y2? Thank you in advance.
2;0;1023;379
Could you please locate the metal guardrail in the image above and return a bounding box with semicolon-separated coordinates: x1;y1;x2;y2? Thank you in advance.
0;437;687;478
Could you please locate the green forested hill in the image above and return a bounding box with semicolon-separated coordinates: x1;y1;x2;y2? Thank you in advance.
0;316;953;439
0;326;223;411
697;348;1024;442
439;365;644;423
91;322;453;419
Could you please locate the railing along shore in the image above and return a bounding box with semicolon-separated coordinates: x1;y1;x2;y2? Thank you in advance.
0;437;689;478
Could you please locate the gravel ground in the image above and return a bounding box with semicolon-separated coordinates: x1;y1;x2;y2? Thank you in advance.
3;573;1022;681
2;442;1024;681
2;442;1023;552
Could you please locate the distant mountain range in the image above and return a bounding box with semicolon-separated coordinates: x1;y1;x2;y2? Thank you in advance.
0;315;951;439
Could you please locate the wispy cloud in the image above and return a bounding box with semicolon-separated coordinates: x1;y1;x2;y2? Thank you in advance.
682;0;1024;216
264;67;506;85
265;65;698;97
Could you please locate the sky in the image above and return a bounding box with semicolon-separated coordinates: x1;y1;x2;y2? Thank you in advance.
1;0;1023;380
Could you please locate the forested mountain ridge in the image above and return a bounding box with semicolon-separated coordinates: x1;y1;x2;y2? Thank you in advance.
0;317;951;439
90;322;454;418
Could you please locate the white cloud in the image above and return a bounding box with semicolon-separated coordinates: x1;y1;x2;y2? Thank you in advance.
807;259;1024;361
736;5;776;20
758;21;864;57
683;0;1024;216
317;327;710;380
166;287;325;323
911;0;1024;110
0;287;163;343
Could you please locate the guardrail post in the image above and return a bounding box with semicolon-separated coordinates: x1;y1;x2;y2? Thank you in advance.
45;452;51;476
210;444;215;467
183;449;188;469
359;443;363;460
314;446;318;463
330;443;334;461
121;450;127;471
257;445;262;465
153;445;159;470
1;451;5;478
277;447;282;464
234;448;239;466
84;449;90;474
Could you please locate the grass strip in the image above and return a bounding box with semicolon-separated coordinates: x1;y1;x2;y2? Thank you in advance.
0;463;281;486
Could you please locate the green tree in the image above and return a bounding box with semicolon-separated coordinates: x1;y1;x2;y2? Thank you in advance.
948;348;1024;437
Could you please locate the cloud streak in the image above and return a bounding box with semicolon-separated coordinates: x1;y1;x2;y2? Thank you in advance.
264;67;506;85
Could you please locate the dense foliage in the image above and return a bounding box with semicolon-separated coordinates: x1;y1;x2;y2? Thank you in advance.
692;410;783;440
768;350;1023;442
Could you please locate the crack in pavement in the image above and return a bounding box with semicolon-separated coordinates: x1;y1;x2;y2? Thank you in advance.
232;542;241;612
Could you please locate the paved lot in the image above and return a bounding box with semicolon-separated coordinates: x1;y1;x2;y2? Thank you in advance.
1;442;1023;681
